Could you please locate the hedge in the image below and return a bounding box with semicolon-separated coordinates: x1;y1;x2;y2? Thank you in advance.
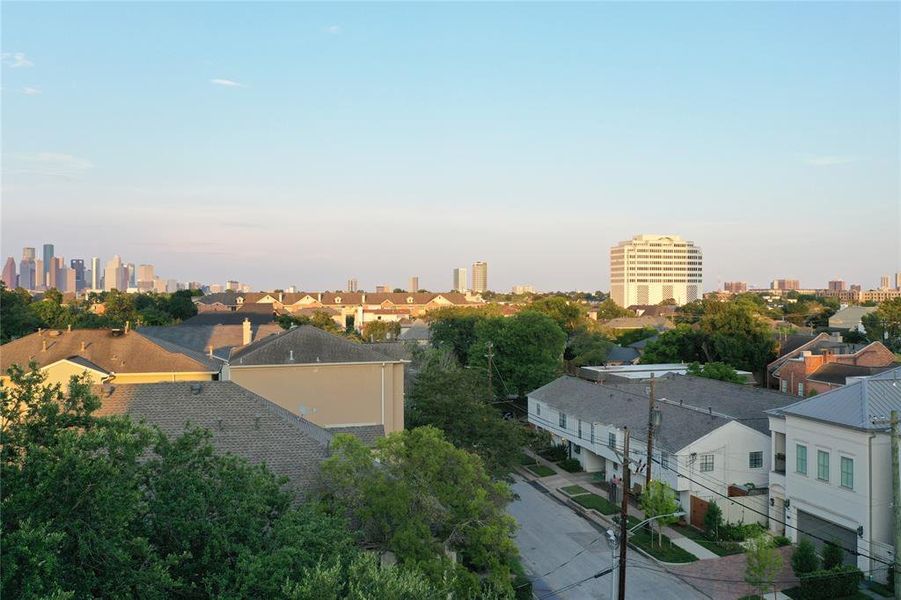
799;565;862;600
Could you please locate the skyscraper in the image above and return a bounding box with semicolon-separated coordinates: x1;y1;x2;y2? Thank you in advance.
105;255;126;291
91;257;102;290
137;264;155;291
127;263;136;288
48;257;62;290
880;274;890;290
2;257;17;287
896;273;901;290
35;259;44;289
409;276;419;292
70;259;86;291
471;262;488;293
723;281;748;293
42;244;54;285
610;234;703;307
827;280;845;292
771;279;801;291
19;248;35;290
347;278;358;292
453;267;467;293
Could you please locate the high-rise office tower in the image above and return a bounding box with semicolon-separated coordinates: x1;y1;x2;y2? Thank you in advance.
347;278;358;292
827;280;845;292
137;264;155;291
409;276;419;292
63;267;76;293
610;234;703;307
880;274;890;290
19;248;35;290
453;267;467;293
22;247;35;261
48;257;63;290
70;259;86;291
723;281;748;293
896;272;901;290
91;257;102;290
771;279;801;291
105;255;126;291
42;244;54;284
471;262;488;293
35;259;44;288
2;257;17;287
126;263;136;288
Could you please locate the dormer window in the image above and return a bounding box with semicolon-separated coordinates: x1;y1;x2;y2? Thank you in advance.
334;296;342;304
407;297;414;304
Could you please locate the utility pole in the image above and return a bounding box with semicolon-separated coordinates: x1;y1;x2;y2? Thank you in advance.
618;428;631;600
646;374;656;491
485;341;494;400
891;411;900;600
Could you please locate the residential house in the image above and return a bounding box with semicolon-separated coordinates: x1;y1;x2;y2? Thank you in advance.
226;325;406;437
0;327;219;387
140;317;282;361
828;306;878;333
528;373;797;528
95;381;333;497
766;367;901;581
603;346;641;366
600;315;674;332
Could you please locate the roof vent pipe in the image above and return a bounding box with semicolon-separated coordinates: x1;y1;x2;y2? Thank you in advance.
289;349;294;361
81;341;87;352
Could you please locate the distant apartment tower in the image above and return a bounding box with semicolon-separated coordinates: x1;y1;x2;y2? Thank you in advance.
19;248;35;290
91;257;102;290
610;234;702;307
471;261;488;293
409;276;420;292
512;284;536;295
137;264;155;291
70;259;86;291
2;257;16;287
896;272;901;290
453;267;467;293
723;281;748;293
226;280;240;292
104;255;127;291
375;284;390;293
48;257;62;290
827;279;845;292
771;279;801;291
880;274;890;290
347;278;358;292
42;244;54;287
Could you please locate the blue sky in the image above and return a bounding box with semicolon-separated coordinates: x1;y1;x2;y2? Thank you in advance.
2;2;898;291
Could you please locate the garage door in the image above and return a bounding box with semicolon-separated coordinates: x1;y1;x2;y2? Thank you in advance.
797;510;857;565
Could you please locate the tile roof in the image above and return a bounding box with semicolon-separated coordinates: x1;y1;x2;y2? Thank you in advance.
1;329;218;375
229;325;403;366
529;374;796;451
325;424;385;447
139;323;283;360
768;366;901;431
94;381;332;496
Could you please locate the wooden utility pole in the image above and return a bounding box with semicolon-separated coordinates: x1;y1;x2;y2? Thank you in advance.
645;374;656;491
485;341;494;399
618;428;631;600
891;411;900;600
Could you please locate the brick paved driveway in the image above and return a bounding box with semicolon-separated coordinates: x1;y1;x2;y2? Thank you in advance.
666;546;798;599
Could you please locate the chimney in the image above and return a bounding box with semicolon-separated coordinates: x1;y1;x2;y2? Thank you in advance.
208;345;213;358
124;321;130;334
242;318;252;345
278;291;283;303
67;324;72;332
41;339;48;352
80;341;87;352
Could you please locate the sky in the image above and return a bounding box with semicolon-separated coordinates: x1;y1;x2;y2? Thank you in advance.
2;1;899;292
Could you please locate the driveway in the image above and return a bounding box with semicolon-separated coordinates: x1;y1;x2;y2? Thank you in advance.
508;478;708;599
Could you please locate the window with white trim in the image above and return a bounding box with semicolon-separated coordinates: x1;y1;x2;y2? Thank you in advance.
700;454;714;472
536;402;541;416
840;456;853;489
577;420;583;439
559;412;567;428
796;444;807;475
749;451;763;469
817;450;830;482
608;432;616;449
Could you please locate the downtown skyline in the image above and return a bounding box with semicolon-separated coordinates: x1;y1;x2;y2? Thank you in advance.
2;2;899;291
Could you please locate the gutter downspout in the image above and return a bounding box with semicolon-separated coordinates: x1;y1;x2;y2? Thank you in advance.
380;363;386;430
868;431;875;578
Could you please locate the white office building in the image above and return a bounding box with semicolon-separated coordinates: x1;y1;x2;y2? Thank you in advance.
453;267;467;293
610;234;702;307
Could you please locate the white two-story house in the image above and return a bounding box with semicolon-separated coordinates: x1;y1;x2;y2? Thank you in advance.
766;367;901;582
528;373;796;528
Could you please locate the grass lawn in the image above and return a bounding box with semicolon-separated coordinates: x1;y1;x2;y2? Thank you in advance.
518;453;537;466
613;514;642;529
670;524;744;556
525;464;555;477
571;492;619;515
629;528;698;563
561;485;589;496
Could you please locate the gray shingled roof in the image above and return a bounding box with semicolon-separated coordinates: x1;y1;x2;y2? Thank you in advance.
605;346;640;364
769;366;901;431
529;374;797;452
807;362;898;386
140;323;282;360
229;325;402;365
325;424;385;447
179;309;275;327
94;381;332;496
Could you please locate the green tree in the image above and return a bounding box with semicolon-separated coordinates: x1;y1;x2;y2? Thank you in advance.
744;534;782;598
469;311;566;397
863;298;901;351
362;320;401;342
615;327;659;347
596;299;634;320
167;290;198;321
103;290;139;327
697;301;776;373
427;306;501;364
528;296;586;334
566;331;614;367
319;428;519;596
276;311;343;335
791;538;819;576
0;285;43;342
407;351;526;477
822;540;845;570
639;480;680;547
43;288;64;305
27;299;71;330
703;500;724;540
687;361;746;384
640;325;705;364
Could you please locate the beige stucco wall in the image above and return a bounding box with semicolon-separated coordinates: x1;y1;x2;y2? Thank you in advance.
2;365;214;391
111;372;215;384
41;361;107;388
228;362;405;433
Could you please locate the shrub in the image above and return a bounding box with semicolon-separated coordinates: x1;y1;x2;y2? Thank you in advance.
539;444;568;462
791;538;819;576
773;535;791;547
558;458;583;473
798;565;862;600
821;541;844;570
703;501;723;539
720;521;764;542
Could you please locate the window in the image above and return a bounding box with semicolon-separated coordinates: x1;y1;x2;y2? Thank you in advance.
608;432;616;449
841;457;854;489
700;454;714;472
749;451;763;469
817;450;830;482
796;445;807;475
590;424;595;444
559;412;567;428
578;420;583;439
574;445;581;455
536;402;541;416
661;452;669;470
798;383;805;397
780;380;788;393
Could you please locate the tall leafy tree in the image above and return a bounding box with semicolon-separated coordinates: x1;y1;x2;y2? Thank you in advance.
0;284;43;343
427;306;501;364
527;296;586;334
639;480;680;547
863;298;901;352
744;534;782;598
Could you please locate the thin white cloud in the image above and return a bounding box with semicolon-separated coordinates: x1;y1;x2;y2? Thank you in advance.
803;155;857;167
21;86;41;96
1;52;34;68
324;25;341;35
3;152;93;179
210;78;245;88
